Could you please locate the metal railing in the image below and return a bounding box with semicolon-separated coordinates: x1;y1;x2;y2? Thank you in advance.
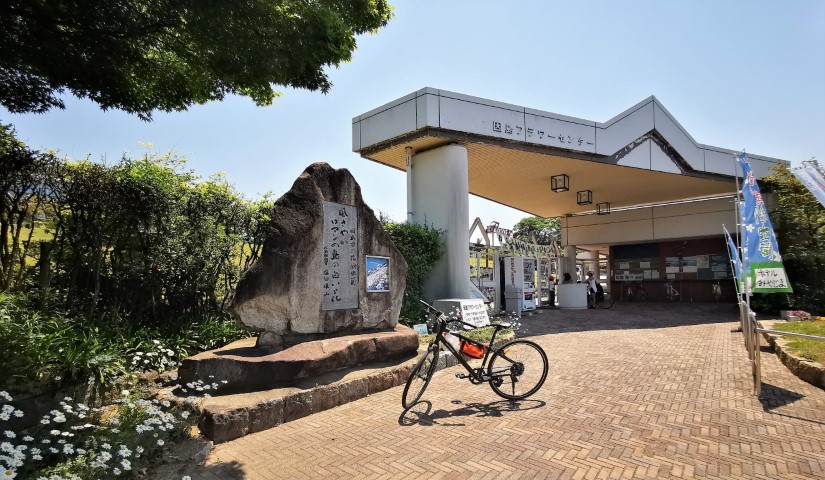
742;306;825;396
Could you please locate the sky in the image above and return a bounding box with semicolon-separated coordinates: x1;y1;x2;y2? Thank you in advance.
2;0;824;232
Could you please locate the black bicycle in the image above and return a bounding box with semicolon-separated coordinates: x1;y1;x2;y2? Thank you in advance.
593;286;615;309
402;300;549;409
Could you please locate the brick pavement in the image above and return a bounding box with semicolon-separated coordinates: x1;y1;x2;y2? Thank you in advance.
170;304;825;479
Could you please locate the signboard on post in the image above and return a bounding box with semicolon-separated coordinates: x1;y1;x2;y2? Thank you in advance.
433;298;491;328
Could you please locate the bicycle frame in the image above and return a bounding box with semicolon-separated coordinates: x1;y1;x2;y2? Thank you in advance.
424;306;512;385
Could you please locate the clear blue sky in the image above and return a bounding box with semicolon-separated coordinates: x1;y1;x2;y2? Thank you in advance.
3;0;823;230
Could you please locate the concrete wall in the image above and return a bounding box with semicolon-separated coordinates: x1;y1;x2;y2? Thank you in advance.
562;198;737;247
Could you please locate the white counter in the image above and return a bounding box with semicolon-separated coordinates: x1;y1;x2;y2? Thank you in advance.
558;283;588;309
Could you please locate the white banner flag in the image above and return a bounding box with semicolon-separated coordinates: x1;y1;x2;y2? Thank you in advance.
792;159;825;208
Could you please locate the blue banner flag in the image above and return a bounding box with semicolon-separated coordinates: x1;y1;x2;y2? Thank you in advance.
737;152;792;293
792;160;825;209
722;225;742;286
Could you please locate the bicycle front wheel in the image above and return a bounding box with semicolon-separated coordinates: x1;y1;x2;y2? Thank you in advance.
402;344;438;408
597;292;614;309
487;340;548;400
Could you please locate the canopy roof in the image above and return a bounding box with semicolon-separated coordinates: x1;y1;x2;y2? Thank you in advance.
353;88;786;218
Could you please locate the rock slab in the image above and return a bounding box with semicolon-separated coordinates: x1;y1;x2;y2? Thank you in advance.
231;162;408;338
178;324;419;394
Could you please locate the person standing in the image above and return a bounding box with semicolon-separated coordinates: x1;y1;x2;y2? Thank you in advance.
585;271;598;308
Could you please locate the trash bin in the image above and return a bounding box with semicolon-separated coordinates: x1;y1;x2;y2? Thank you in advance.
503;285;523;317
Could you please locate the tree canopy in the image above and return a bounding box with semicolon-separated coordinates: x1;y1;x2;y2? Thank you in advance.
0;0;393;119
513;216;560;245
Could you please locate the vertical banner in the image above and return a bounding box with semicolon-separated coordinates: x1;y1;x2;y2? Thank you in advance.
791;160;825;208
722;225;743;292
737;153;793;293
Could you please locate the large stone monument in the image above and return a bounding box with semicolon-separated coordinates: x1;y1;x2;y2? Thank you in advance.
178;163;419;393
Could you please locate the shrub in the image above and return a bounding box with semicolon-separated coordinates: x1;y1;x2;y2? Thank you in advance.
382;221;443;326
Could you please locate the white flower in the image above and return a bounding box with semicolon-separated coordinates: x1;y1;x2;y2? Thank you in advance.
49;447;58;453
120;390;129;397
135;446;144;454
49;430;60;436
63;397;72;402
120;459;131;470
182;476;192;480
77;448;86;455
0;391;11;401
1;442;12;453
12;411;23;419
1;467;17;478
3;431;14;439
153;340;160;345
157;439;165;446
63;443;74;454
112;467;121;475
101;443;111;450
40;419;50;425
0;413;8;421
21;437;32;443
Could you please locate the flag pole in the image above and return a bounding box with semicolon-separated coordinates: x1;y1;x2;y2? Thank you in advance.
733;153;747;336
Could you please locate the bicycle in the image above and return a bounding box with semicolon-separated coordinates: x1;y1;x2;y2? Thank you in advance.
402;300;549;409
624;281;647;301
637;282;648;301
664;281;680;301
592;285;614;309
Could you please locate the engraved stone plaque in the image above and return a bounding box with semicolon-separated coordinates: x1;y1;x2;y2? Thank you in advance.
322;201;358;310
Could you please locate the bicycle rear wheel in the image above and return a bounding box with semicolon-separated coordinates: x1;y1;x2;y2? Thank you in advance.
487;340;548;400
402;344;438;408
597;292;614;309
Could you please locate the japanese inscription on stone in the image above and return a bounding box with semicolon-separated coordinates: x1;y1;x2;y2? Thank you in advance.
322;201;358;310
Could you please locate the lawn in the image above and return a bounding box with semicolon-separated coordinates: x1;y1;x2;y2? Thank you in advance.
770;320;825;364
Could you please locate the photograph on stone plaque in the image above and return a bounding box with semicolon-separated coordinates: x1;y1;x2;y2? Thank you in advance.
365;256;390;292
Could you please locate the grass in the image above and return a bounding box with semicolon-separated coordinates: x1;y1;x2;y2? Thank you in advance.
770;320;825;364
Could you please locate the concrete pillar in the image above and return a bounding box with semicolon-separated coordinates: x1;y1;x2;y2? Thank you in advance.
592;250;601;282
563;245;577;281
410;144;470;299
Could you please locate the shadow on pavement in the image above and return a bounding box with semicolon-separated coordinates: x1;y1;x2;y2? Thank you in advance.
399;398;545;427
759;382;825;426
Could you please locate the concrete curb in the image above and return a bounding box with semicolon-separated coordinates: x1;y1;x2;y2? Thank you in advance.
759;320;825;389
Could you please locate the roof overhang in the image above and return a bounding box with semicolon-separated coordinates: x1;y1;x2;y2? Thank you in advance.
352;88;788;218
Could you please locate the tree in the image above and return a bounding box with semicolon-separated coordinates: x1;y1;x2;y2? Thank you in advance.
513;216;560;245
0;123;55;290
0;0;393;119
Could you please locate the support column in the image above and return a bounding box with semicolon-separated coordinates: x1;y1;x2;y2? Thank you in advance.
563;245;577;281
592;250;601;282
410;144;470;299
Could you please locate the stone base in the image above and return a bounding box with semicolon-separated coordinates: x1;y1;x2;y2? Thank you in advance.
759;320;825;388
178;324;419;394
163;351;422;443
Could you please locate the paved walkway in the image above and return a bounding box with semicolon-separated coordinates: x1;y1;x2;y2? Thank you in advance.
181;304;825;479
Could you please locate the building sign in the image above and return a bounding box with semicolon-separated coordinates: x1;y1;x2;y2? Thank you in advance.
322;202;358;310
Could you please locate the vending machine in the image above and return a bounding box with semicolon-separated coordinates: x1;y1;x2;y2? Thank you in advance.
503;256;537;312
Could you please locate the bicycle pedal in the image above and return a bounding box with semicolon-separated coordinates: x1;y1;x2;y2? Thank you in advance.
455;373;469;379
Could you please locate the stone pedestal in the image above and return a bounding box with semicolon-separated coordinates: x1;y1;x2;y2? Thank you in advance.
178;325;419;394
